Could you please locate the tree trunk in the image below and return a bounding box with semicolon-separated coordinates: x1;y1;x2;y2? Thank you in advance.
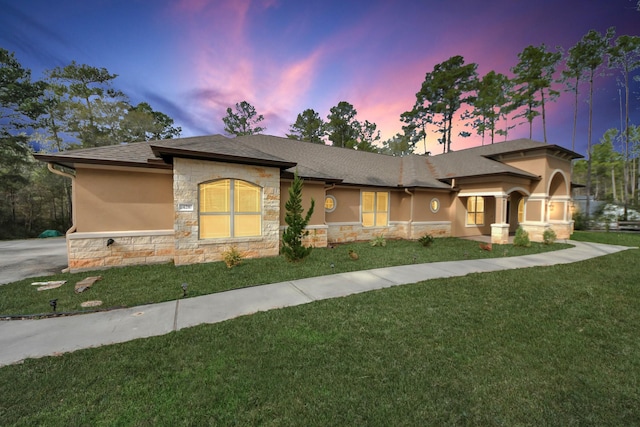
585;72;595;220
571;78;579;152
612;166;617;203
541;89;547;143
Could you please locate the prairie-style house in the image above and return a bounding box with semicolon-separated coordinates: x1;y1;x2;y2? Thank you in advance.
34;134;580;272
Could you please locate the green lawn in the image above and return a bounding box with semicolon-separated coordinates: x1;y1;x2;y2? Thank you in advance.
1;237;570;317
1;233;639;425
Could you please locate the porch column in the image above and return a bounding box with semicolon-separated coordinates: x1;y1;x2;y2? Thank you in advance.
491;195;509;244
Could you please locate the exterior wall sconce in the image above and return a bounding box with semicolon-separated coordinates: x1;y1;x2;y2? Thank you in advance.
107;238;115;247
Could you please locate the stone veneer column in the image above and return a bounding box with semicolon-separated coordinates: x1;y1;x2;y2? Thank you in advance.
173;158;281;266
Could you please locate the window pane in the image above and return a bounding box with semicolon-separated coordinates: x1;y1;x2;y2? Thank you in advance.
362;192;375;212
234;214;261;237
235;181;260;212
476;213;484;225
518;199;524;223
200;215;230;238
376;213;388;226
376;192;388;213
200;180;229;213
476;196;485;212
467;197;475;212
467;213;476;224
362;212;374;227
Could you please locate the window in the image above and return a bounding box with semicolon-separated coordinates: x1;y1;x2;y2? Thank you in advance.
324;195;336;212
430;198;440;213
362;191;388;227
517;199;524;223
199;179;261;239
466;196;485;225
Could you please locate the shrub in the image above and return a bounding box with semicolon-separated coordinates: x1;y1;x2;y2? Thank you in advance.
418;234;434;247
370;235;386;247
281;171;315;262
222;246;243;268
514;227;531;247
573;211;587;230
542;228;557;245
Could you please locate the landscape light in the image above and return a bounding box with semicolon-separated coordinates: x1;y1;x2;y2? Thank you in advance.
181;282;188;297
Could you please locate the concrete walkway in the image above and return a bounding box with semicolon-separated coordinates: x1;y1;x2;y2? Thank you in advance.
0;240;634;367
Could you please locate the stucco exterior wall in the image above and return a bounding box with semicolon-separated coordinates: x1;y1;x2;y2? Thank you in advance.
325;187;360;223
173;159;281;266
280;180;325;226
74;166;173;232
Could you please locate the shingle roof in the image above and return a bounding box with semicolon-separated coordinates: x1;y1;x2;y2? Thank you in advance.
33;141;166;170
34;134;579;190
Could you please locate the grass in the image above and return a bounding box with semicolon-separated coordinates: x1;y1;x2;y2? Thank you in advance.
571;230;640;246
0;237;570;317
0;233;639;425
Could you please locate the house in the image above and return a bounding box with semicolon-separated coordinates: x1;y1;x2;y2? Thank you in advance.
34;134;581;272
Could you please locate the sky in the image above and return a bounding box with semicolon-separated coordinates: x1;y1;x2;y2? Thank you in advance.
1;0;639;157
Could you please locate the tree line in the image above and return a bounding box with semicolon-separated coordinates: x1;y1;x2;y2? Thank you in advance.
1;49;182;239
1;25;638;239
225;27;639;216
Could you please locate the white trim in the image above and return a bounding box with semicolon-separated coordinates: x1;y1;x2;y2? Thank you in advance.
547;169;570;196
506;186;531;197
68;229;174;239
458;191;507;197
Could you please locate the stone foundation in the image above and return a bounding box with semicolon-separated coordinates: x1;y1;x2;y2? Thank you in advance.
326;221;451;243
67;230;175;272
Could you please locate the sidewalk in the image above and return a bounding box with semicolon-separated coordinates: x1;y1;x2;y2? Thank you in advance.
0;240;634;367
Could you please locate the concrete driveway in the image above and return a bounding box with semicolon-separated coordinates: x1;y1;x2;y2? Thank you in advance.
0;237;68;285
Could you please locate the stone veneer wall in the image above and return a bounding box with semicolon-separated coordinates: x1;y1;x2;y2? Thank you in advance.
521;222;572;242
67;230;175;272
326;221;451;243
280;225;328;249
173;158;281;266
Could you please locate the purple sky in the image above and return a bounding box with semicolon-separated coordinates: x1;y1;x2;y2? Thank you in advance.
1;0;639;156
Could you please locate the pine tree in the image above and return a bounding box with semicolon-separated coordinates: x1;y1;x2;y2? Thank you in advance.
281;171;315;262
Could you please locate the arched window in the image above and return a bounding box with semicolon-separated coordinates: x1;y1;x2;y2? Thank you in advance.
199;179;261;239
518;199;524;223
466;196;484;225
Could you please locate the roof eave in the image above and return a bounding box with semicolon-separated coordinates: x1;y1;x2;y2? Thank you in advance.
150;146;297;170
33;154;172;171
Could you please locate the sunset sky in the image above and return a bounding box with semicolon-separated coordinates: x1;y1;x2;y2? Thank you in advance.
1;0;639;156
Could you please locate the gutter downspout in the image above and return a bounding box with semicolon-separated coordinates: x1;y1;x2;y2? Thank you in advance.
48;163;76;273
404;188;414;239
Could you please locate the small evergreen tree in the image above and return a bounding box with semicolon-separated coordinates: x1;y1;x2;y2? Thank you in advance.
282;171;315;262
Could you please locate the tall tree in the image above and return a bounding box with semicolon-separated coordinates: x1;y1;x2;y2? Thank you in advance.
326;101;360;149
222;101;265;136
563;40;590;152
287;108;326;143
412;55;478;153
0;49;45;232
380;133;414;156
356;120;381;152
470;71;512;144
573;28;615;218
400;97;431;154
120;102;182;142
511;44;562;142
47;61;123;148
609;34;640;218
